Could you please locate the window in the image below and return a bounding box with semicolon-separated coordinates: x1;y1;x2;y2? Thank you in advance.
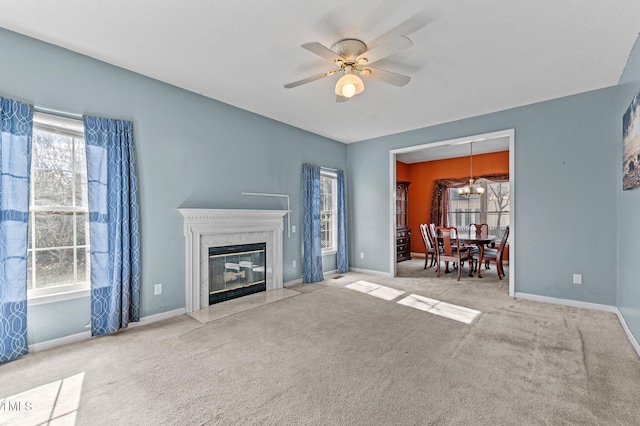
320;169;337;253
27;113;90;300
448;179;510;238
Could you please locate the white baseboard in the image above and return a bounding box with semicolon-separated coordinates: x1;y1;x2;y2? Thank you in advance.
514;292;618;313
515;292;640;358
128;307;185;328
615;308;640;358
28;330;92;353
284;269;343;287
349;267;393;277
28;307;185;353
284;277;303;287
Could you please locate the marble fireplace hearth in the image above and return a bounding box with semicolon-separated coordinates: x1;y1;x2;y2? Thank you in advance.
178;209;288;314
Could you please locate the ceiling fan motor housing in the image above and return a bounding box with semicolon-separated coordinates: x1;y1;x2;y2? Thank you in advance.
331;39;367;61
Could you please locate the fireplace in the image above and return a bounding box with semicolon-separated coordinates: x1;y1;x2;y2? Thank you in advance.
178;209;287;313
208;242;266;304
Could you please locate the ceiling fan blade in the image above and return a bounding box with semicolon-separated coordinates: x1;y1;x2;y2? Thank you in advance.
336;95;350;103
357;35;412;65
301;42;344;63
361;67;411;87
284;70;336;89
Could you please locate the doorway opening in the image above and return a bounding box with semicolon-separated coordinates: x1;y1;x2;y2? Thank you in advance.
389;129;516;297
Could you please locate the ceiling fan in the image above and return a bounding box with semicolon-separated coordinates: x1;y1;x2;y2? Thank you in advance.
284;35;413;102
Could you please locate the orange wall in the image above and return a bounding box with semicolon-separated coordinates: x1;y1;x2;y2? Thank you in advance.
396;151;509;254
396;161;410;182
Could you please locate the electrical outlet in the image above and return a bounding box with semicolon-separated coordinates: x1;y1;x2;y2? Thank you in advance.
292;260;296;268
572;274;582;285
360;252;365;259
154;283;163;295
291;225;296;233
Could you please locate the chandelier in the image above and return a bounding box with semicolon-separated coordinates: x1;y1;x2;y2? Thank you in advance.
458;142;485;196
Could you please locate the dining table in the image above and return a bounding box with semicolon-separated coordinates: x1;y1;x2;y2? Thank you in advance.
457;233;497;278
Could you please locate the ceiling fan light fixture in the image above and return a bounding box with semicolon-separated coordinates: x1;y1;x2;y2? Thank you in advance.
335;72;364;98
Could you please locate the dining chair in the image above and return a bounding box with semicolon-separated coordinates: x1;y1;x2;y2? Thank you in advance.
419;224;436;268
435;226;473;281
473;226;509;279
428;223;437;242
428;222;447;256
469;223;489;271
470;223;489;238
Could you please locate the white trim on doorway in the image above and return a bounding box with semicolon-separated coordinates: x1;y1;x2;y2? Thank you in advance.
389;129;516;297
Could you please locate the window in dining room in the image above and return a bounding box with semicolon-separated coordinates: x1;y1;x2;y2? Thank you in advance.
448;179;509;238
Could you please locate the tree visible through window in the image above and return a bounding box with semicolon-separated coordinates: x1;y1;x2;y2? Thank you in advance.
448;179;510;238
320;169;337;252
27;113;90;297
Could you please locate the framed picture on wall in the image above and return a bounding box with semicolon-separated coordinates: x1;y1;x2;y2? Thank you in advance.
623;88;640;190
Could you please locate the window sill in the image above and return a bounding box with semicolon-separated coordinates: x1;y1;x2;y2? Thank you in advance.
322;250;338;256
28;288;90;307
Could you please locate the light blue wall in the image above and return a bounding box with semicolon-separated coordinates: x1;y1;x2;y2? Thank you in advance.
617;34;640;345
0;28;346;345
347;87;619;306
2;24;636;348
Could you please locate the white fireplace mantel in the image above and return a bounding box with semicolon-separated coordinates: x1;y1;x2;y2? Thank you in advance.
178;208;287;313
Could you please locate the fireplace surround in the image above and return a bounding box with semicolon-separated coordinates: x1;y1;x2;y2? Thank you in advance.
178;209;287;313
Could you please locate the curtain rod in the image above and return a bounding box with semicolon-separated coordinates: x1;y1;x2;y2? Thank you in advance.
34;106;83;120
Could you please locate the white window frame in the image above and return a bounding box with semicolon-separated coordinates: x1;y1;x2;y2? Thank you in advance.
448;179;510;236
320;169;338;254
27;113;91;306
484;180;510;233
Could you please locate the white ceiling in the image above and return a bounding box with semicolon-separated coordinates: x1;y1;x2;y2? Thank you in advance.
1;1;639;144
396;136;509;164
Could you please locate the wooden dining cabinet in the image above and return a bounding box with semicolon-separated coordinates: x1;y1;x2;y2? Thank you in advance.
396;181;411;262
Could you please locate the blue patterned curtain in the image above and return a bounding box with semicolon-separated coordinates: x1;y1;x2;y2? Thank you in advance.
83;116;140;336
0;97;32;363
302;163;323;283
337;170;348;274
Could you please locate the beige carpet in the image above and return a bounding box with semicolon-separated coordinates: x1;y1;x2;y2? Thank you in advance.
1;260;639;425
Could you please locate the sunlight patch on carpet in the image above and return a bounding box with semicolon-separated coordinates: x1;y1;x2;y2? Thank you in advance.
397;294;481;324
346;280;406;301
0;372;84;425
